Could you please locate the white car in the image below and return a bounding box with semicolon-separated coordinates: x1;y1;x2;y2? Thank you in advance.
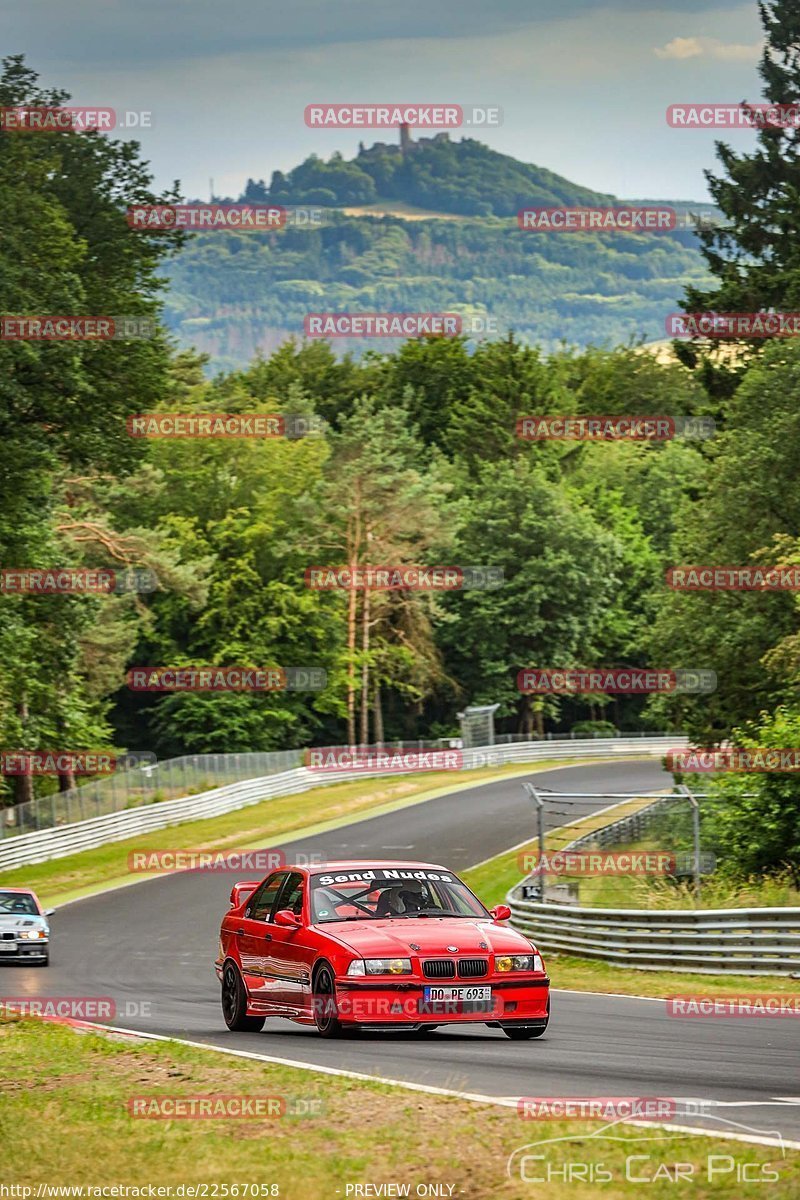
0;889;54;966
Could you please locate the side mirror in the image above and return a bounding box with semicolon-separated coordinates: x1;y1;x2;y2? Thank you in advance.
44;908;56;917
229;881;259;909
490;904;512;922
274;908;302;928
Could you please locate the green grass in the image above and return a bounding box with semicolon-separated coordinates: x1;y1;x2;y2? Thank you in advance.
547;954;800;998
2;1017;797;1198
575;838;800;910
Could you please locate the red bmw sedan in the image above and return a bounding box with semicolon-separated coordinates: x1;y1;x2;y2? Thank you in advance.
216;861;550;1039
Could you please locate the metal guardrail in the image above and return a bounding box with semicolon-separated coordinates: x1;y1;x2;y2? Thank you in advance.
0;736;684;872
506;795;800;975
507;898;800;974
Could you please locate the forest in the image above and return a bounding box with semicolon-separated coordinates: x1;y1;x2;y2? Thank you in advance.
2;41;800;879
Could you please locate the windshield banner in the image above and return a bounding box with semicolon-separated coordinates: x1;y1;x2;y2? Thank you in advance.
313;868;454;886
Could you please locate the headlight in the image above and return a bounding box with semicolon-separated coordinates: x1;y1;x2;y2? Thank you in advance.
22;930;46;940
366;958;411;975
494;954;542;972
347;958;412;976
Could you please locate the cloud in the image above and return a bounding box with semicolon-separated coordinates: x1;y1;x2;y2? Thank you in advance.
655;35;761;62
3;0;740;67
655;36;704;59
711;39;763;61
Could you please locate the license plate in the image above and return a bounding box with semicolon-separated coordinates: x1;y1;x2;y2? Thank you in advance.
0;942;17;952
423;986;491;1003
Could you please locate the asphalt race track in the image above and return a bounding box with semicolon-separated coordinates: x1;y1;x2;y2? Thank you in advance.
4;759;800;1144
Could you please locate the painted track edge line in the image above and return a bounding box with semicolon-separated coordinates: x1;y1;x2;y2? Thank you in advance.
552;988;666;1003
56;1019;800;1151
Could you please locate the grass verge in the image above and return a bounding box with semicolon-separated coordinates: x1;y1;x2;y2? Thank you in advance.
576;839;800;910
547;954;800;998
2;1017;797;1199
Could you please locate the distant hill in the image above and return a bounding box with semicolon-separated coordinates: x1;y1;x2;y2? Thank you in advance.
164;137;714;371
239;133;615;218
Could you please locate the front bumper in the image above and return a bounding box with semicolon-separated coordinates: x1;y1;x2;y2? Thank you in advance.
334;975;550;1025
0;939;48;961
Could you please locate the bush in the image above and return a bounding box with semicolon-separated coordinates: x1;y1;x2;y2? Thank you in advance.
570;720;618;737
692;704;800;882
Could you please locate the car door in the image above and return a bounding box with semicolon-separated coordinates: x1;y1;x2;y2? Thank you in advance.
237;871;287;1006
268;871;315;1014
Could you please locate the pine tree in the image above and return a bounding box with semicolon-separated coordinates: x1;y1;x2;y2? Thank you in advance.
677;2;800;392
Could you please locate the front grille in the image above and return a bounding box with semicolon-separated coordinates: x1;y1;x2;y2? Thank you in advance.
422;959;455;979
0;932;16;941
457;958;488;978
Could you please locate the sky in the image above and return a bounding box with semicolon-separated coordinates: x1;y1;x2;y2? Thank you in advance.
2;0;767;201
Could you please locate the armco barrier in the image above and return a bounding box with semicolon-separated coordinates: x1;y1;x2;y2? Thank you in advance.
0;736;683;872
506;896;800;974
506;795;800;975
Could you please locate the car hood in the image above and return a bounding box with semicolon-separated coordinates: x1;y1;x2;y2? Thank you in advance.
321;917;535;957
0;914;46;931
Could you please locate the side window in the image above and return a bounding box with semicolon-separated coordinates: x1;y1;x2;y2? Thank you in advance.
274;872;305;919
247;872;286;921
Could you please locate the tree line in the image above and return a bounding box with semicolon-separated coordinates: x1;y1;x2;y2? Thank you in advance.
2;2;799;881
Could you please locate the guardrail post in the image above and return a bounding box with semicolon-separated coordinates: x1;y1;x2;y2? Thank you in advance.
523;782;545;899
678;783;702;902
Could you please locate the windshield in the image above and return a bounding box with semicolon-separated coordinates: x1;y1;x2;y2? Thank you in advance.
0;891;38;916
309;868;488;924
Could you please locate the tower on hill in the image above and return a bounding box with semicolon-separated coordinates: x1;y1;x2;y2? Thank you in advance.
400;122;412;155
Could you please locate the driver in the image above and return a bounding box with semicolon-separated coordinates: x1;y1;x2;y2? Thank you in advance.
375;879;432;916
396;879;431;913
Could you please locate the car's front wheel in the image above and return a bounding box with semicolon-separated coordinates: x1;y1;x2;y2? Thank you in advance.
500;1022;548;1039
313;965;344;1038
221;963;265;1032
499;996;549;1039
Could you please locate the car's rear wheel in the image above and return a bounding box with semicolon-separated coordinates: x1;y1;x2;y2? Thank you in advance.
221;963;265;1032
313;965;344;1038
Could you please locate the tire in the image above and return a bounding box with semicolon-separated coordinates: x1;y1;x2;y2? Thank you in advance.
313;965;344;1038
501;1023;547;1039
500;997;549;1040
221;962;265;1032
